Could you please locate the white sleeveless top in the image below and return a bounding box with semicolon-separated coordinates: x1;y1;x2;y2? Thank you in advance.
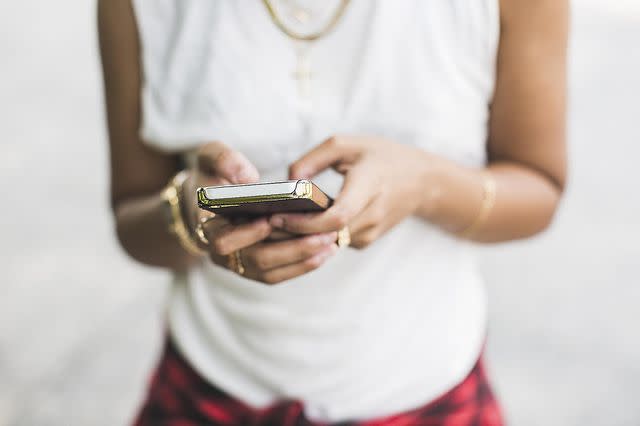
133;0;499;422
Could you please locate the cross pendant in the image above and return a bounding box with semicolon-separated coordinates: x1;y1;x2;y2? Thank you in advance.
292;43;312;98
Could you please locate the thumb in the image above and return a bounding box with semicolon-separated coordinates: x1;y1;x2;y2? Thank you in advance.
197;141;259;184
289;136;359;179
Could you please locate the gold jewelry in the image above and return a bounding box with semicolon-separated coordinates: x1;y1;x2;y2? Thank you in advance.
162;171;205;257
262;0;351;41
337;226;351;248
194;214;217;247
228;250;246;276
262;0;351;97
458;172;497;239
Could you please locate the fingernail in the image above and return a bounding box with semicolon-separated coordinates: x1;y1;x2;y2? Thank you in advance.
309;234;330;246
234;172;249;183
270;216;284;228
322;232;337;244
257;218;271;228
323;244;339;259
294;169;309;179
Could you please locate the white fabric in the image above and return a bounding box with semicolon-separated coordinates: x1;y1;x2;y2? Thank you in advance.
132;0;500;422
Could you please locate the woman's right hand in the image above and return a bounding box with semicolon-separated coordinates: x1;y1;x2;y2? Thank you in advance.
184;142;339;284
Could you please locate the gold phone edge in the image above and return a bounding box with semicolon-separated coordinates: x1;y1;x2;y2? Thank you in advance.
197;180;317;210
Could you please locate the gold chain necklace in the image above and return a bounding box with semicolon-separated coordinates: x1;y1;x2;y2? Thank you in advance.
262;0;351;41
262;0;351;98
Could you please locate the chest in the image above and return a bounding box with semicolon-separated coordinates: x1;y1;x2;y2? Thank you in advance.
138;0;499;172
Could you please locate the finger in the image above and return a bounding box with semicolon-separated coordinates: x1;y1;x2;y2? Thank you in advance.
197;141;259;184
208;218;271;256
289;136;360;179
348;224;380;249
267;229;298;241
196;173;229;188
270;169;375;234
201;213;229;234
198;215;231;265
244;232;337;271
260;244;338;285
346;197;384;239
331;169;378;226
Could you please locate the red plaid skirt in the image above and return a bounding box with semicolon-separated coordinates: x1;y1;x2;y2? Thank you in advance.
133;339;503;426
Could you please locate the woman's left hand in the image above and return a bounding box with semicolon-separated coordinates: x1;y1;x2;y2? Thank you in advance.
270;136;434;249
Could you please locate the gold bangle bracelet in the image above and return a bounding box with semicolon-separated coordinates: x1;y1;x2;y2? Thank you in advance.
458;172;497;239
162;171;206;257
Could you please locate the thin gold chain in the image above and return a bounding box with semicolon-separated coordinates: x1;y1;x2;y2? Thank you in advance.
262;0;351;41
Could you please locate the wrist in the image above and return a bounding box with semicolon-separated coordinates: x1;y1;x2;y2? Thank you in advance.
415;152;447;221
179;171;199;234
163;170;206;257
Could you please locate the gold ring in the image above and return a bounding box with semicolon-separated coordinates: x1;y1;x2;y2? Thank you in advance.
194;214;217;246
337;226;351;248
228;250;246;276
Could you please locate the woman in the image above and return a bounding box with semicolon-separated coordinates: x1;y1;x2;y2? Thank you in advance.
98;0;567;424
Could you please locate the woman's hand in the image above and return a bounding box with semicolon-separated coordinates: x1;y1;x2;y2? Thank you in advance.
269;136;434;249
185;142;339;284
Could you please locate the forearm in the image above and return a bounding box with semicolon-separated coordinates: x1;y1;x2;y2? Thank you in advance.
114;191;199;270
418;156;563;243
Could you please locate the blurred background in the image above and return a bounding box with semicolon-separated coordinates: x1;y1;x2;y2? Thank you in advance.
1;1;639;425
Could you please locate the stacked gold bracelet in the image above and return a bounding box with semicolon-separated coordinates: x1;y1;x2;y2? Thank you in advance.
458;172;497;239
162;171;206;257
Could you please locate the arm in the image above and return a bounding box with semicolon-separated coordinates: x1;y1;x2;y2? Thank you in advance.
418;0;568;242
99;0;336;279
268;0;568;246
99;0;269;269
98;0;193;269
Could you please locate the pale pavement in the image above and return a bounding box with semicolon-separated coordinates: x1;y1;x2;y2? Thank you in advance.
1;2;639;425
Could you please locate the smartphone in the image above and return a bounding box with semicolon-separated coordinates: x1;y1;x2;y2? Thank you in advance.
197;179;333;217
